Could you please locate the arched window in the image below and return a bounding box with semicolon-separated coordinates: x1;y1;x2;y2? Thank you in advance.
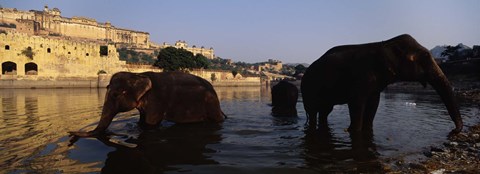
86;53;89;56
2;61;17;75
47;48;51;53
25;62;38;75
5;45;10;50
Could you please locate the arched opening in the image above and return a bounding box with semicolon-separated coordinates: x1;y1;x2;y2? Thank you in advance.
47;48;51;53
25;62;38;75
2;61;17;75
5;45;10;50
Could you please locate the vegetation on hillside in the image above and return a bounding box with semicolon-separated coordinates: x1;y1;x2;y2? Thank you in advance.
440;44;474;61
117;47;157;64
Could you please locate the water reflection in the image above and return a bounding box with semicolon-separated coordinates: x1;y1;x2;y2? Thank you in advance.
91;123;222;173
0;87;478;173
0;89;105;172
215;86;270;102
302;127;382;173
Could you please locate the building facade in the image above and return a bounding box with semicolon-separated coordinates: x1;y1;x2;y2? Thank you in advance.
161;40;215;59
0;6;150;48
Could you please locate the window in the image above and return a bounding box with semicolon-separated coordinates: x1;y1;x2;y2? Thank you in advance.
86;53;89;56
5;45;10;50
25;62;38;75
47;48;51;53
99;46;108;56
2;61;17;75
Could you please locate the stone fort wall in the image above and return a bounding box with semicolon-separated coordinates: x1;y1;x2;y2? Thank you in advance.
0;32;260;88
0;32;126;79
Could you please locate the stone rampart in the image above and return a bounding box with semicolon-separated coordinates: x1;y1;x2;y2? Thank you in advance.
0;32;126;79
0;32;260;88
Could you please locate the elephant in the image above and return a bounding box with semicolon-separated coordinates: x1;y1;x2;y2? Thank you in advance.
69;71;225;137
301;34;463;134
271;80;299;116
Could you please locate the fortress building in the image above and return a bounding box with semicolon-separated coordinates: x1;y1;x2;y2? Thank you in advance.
161;40;215;59
0;5;151;48
257;59;283;72
0;6;232;88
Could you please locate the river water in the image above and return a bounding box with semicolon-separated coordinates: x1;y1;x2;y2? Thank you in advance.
0;87;478;173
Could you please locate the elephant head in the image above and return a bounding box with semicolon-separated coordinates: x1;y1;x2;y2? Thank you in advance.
384;34;463;133
70;72;152;137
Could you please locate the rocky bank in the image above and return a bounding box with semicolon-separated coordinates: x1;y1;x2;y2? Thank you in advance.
387;89;480;173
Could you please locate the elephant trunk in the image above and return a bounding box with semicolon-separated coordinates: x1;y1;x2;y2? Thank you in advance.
427;63;463;133
89;105;117;135
70;98;118;137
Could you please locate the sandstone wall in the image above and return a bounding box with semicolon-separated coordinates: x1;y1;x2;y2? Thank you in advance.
0;32;126;79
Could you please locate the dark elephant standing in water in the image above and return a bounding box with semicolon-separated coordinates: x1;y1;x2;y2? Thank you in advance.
271;80;299;116
69;71;225;137
301;34;463;134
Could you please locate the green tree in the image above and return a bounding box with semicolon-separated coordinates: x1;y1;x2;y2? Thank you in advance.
441;45;461;60
154;47;211;71
211;73;217;82
294;64;307;76
232;70;238;77
193;54;210;69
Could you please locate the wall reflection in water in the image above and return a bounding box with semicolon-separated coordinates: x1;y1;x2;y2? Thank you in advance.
0;88;106;173
215;86;271;102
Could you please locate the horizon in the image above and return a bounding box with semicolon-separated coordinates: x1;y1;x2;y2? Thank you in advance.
2;0;479;64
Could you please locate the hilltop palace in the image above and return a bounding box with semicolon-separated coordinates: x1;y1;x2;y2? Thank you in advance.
0;6;216;81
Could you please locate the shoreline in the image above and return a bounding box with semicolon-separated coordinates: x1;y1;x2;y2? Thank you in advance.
0;79;263;89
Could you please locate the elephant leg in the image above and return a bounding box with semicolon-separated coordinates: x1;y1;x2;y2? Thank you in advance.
317;105;334;130
362;92;380;131
141;105;165;129
138;108;146;125
305;109;318;130
348;98;367;132
205;92;225;122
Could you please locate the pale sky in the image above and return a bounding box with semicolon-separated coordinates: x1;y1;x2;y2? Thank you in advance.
2;0;479;63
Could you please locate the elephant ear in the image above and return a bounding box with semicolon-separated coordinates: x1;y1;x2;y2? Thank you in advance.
131;74;152;101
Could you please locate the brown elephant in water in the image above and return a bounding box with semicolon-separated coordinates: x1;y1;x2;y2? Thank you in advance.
69;71;225;137
301;34;463;134
271;80;299;116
